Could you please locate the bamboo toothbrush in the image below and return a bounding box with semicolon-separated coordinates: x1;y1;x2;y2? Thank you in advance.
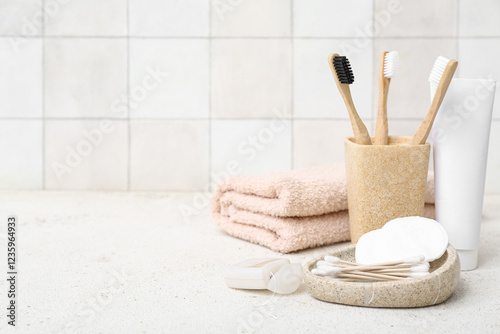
328;53;372;145
412;56;458;145
375;51;399;145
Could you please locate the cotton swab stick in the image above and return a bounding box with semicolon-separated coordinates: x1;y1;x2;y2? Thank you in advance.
333;256;425;273
373;263;429;274
316;265;414;280
325;255;425;268
324;256;361;266
312;268;403;281
337;272;405;281
316;264;429;276
316;268;428;281
313;255;429;282
339;270;406;280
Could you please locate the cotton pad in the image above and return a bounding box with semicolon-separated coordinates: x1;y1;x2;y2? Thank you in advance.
355;216;449;264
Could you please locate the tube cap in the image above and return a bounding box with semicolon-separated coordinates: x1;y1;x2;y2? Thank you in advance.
457;249;478;271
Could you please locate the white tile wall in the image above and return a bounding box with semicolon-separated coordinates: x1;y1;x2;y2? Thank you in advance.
211;39;292;118
381;120;420;137
293;120;367;168
130;120;209;191
458;39;500;119
211;0;291;37
374;0;457;37
44;0;127;36
44;38;127;118
459;0;500;37
129;39;209;119
0;0;42;36
294;39;372;119
0;121;42;189
0;0;499;193
294;0;373;37
44;120;128;190
0;37;42;118
129;0;209;37
211;120;292;177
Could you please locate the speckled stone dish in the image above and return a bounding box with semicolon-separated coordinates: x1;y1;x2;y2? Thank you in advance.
303;245;460;308
345;136;431;243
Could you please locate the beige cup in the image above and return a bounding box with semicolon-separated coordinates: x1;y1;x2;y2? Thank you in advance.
345;136;431;243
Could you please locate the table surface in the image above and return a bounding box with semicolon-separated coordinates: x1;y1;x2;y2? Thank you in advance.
0;191;499;334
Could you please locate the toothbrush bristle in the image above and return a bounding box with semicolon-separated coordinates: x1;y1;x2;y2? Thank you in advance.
429;56;450;85
383;51;399;78
333;56;354;84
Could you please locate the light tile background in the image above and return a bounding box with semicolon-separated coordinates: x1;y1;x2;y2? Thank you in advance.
0;0;499;193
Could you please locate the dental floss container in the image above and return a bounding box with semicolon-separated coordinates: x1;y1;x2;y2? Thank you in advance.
225;258;290;290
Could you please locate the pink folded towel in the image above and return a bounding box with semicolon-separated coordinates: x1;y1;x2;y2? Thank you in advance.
211;165;435;253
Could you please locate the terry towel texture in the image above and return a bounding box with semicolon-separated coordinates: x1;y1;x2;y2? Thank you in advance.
211;165;436;253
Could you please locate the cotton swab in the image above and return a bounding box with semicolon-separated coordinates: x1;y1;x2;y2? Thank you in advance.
324;256;361;266
312;268;403;281
313;255;429;282
327;256;425;273
373;263;430;274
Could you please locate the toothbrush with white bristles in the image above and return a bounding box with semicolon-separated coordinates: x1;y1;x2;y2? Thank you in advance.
375;51;399;145
412;56;458;145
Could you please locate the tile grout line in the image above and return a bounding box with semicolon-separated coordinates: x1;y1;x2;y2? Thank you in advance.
208;0;212;192
371;0;376;134
3;35;499;39
7;117;480;122
5;117;446;121
41;0;45;190
290;0;294;170
456;0;460;77
127;0;131;191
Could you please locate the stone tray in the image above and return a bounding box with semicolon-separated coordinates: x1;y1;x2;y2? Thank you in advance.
303;245;460;308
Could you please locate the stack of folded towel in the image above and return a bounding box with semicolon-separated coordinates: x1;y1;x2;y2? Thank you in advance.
211;165;435;253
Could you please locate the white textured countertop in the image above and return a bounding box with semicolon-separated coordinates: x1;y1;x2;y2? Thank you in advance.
0;191;499;333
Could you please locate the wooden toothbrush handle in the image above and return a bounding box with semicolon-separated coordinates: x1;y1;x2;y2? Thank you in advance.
328;53;372;145
412;60;458;145
375;51;390;145
339;86;373;145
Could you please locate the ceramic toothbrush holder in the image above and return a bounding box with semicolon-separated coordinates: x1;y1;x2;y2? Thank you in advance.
345;136;431;243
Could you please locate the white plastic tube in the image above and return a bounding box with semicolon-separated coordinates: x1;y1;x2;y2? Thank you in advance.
431;78;496;270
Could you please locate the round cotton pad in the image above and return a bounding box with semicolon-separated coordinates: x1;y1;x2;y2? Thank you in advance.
355;216;449;264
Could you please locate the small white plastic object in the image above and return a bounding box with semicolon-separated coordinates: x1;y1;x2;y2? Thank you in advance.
225;258;302;294
267;263;302;295
355;216;449;265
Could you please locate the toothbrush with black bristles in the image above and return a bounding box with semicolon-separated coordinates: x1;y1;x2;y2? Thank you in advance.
328;53;372;145
375;51;399;145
